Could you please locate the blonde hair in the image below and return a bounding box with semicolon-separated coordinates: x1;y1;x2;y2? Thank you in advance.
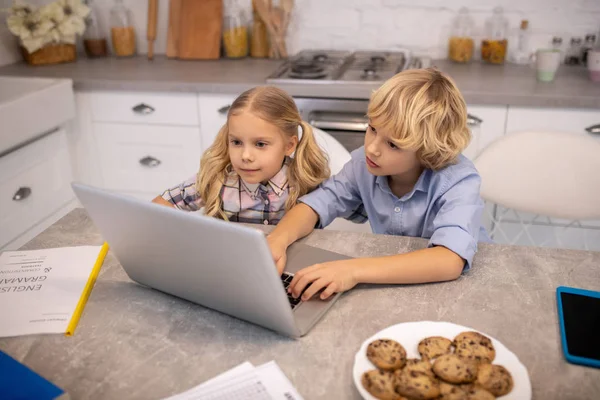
197;86;330;220
368;68;470;170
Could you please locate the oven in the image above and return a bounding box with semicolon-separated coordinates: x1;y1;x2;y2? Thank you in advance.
295;97;370;153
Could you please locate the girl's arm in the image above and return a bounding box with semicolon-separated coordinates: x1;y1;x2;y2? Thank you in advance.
152;196;176;208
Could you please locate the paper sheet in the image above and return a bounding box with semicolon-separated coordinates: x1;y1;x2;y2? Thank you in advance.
0;246;103;338
163;361;304;400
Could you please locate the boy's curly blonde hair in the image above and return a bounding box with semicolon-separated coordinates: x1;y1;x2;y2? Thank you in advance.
367;68;470;170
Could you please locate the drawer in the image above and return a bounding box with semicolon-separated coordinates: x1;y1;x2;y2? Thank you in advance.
197;93;239;151
94;123;202;194
0;129;74;248
90;91;199;126
506;107;600;139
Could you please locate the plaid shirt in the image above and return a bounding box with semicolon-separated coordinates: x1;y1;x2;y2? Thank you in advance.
161;160;290;225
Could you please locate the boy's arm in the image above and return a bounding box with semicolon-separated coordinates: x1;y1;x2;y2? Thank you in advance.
267;153;364;274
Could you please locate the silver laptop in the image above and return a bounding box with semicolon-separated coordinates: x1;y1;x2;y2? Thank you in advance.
72;182;351;337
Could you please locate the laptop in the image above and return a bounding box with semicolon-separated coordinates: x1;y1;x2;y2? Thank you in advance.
72;183;351;337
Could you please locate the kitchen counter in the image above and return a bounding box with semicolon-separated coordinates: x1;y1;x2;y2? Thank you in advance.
1;208;599;399
0;56;599;109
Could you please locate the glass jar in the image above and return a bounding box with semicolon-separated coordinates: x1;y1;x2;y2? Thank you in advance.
223;0;249;59
83;0;108;57
481;7;508;64
110;0;136;57
448;7;475;63
565;37;583;65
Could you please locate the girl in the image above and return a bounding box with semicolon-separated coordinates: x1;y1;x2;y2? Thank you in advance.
152;86;330;225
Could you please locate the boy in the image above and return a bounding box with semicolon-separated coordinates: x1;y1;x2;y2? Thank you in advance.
267;68;487;301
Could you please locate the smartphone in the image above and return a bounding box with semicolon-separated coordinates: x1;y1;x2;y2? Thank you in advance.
556;286;600;368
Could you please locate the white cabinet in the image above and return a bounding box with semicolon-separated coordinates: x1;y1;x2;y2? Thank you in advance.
464;105;507;160
0;129;75;250
197;93;239;152
506;107;600;139
93;123;202;196
90;91;199;126
83;91;203;199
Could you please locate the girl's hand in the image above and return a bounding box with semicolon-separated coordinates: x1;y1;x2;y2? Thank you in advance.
266;235;288;275
288;260;360;301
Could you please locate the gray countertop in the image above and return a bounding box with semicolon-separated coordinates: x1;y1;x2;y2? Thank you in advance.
1;208;599;399
0;56;599;109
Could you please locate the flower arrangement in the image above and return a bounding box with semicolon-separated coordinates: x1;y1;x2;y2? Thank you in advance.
4;0;89;61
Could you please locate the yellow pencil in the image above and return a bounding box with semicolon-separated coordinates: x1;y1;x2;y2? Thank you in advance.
65;242;109;336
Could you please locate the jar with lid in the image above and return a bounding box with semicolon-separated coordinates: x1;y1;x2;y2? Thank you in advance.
448;7;475;63
110;0;136;57
223;0;249;59
481;7;509;64
83;0;108;58
582;34;597;66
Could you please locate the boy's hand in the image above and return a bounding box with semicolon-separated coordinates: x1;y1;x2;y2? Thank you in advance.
266;235;288;275
288;260;360;301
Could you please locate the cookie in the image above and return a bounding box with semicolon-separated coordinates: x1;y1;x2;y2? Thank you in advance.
439;381;468;400
432;354;478;384
367;339;407;371
453;332;496;364
395;370;440;400
403;358;435;379
361;369;405;400
418;336;453;360
477;364;514;396
462;385;495;400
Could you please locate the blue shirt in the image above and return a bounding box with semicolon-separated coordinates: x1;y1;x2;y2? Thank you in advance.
300;147;488;270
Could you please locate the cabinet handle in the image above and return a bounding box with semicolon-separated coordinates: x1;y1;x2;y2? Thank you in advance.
132;103;155;115
12;187;32;201
139;156;161;168
218;104;231;114
467;114;483;127
585;124;600;134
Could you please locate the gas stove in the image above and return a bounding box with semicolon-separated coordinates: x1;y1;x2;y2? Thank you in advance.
266;49;411;84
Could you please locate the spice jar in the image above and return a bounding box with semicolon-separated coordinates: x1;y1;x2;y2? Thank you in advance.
250;0;269;58
223;0;249;59
448;8;475;63
481;7;508;64
110;0;136;57
83;0;108;57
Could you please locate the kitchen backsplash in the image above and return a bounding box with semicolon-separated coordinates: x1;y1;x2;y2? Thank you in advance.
0;0;599;66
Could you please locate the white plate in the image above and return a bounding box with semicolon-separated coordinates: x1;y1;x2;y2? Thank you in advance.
353;321;532;400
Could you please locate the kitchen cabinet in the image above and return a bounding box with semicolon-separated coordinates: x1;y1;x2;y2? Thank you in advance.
197;93;238;152
0;129;75;250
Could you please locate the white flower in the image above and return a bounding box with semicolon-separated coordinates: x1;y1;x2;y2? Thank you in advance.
7;10;53;41
41;0;89;25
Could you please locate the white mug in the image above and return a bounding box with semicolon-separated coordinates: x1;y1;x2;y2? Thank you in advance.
587;49;600;82
534;49;561;82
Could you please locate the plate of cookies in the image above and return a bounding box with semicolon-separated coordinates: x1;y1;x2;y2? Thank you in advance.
353;321;531;400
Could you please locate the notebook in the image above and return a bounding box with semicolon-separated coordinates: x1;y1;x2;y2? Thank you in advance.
0;350;68;400
0;244;108;337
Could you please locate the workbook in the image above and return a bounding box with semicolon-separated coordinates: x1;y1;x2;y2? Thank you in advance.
0;244;108;338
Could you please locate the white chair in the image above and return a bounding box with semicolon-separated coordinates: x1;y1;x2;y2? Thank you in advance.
312;127;372;233
474;131;600;250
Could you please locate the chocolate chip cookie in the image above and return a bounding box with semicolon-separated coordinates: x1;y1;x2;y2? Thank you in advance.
418;336;453;360
403;358;435;379
476;364;514;396
361;369;405;400
462;384;495;400
367;339;407;371
453;332;496;364
432;354;479;384
395;370;440;400
439;381;469;400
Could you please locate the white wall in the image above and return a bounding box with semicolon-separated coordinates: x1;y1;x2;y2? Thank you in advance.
1;0;599;66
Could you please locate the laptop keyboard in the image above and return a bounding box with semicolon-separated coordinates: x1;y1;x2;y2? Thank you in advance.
281;272;302;309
